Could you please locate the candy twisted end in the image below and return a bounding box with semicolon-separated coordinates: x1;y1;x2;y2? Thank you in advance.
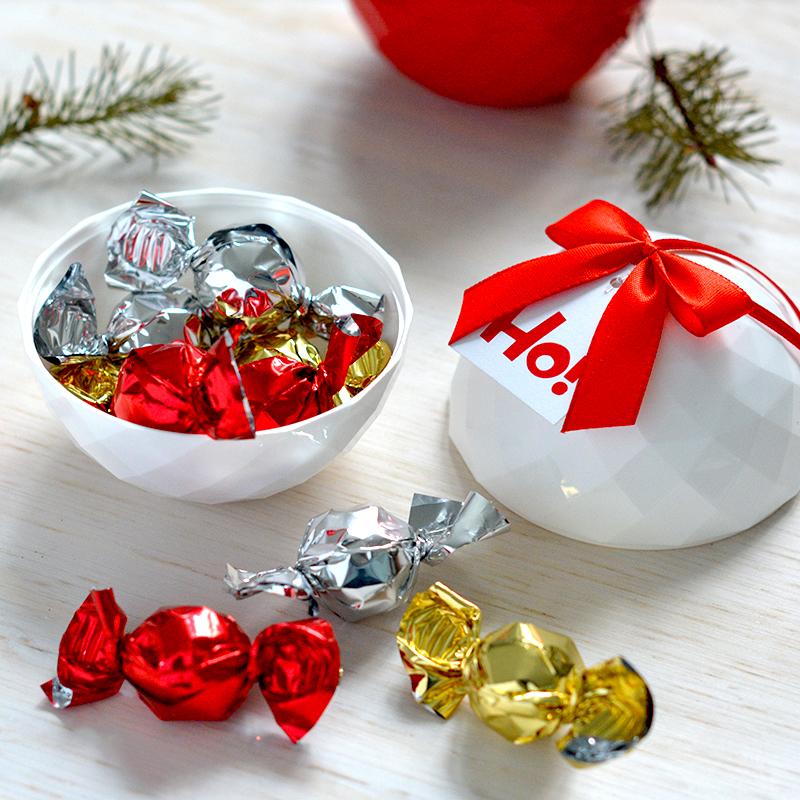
41;675;74;709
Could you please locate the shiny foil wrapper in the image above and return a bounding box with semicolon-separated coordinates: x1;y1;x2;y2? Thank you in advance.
34;192;392;437
312;284;384;321
305;284;385;339
33;262;107;362
192;223;306;309
236;328;322;369
345;340;392;391
188;281;385;349
50;353;126;412
250;619;342;744
112;327;256;439
191;224;384;331
106;287;198;351
397;582;653;767
239;314;381;430
106;191;195;291
110;314;381;437
225;492;509;621
184;289;296;352
42;588;340;742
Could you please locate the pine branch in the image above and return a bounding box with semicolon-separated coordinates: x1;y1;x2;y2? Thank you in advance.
604;47;778;208
0;44;221;167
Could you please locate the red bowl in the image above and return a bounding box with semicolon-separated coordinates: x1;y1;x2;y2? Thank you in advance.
351;0;645;107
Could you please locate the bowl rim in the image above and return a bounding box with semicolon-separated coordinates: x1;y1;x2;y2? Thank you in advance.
18;188;413;441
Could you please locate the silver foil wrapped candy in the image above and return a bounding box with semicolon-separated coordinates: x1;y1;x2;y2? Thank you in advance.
106;191;195;291
311;285;383;319
225;492;509;621
33;262;108;362
192;223;306;309
190;222;384;331
106;287;199;351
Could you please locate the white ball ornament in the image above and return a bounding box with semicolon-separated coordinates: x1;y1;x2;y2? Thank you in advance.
449;208;800;548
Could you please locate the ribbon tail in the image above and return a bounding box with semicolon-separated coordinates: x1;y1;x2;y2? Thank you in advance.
562;262;668;432
749;304;800;352
449;251;574;344
449;242;644;344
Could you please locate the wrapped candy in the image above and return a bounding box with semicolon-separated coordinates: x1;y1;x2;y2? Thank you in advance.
184;290;388;386
189;220;383;331
49;353;126;412
105;191;195;291
33;191;392;437
191;223;306;309
238;314;382;429
111;327;255;438
225;492;509;621
184;287;298;351
111;313;382;436
397;582;653;766
311;283;385;324
41;588;340;743
33;262;107;362
106;287;199;351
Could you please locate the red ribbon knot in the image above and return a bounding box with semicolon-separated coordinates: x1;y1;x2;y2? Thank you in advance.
450;200;800;433
639;240;659;259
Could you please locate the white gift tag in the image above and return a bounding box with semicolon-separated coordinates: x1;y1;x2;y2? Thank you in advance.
452;265;634;424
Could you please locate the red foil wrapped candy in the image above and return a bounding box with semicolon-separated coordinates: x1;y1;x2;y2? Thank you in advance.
111;313;382;437
42;588;341;742
241;313;382;429
112;327;255;439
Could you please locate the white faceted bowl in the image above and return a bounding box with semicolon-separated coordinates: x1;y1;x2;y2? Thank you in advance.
450;248;800;548
20;189;412;504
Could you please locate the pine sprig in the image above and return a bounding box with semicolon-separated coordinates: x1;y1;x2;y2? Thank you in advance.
605;47;778;208
0;44;221;166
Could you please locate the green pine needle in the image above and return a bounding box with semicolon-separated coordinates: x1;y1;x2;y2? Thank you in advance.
604;47;778;208
0;44;221;167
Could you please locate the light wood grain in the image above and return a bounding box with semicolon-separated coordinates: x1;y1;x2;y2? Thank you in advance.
2;1;800;798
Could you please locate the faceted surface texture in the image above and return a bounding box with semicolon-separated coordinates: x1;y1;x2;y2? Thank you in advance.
41;588;127;708
397;581;483;719
297;505;418;620
450;260;800;548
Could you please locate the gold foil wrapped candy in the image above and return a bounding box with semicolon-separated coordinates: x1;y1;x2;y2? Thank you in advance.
344;340;392;391
49;353;126;411
397;583;653;767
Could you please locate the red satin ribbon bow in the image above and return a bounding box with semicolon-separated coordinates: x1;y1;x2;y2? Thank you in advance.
450;200;800;432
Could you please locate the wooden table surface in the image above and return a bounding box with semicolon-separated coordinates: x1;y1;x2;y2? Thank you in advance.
2;1;799;798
